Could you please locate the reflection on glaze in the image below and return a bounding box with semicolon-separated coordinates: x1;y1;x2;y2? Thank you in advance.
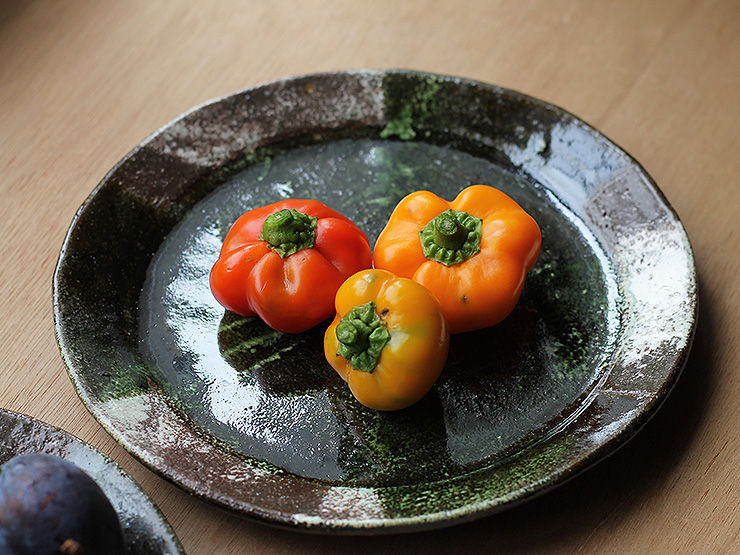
139;139;618;486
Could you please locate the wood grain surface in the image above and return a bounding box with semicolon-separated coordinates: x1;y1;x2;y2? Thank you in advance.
1;1;739;553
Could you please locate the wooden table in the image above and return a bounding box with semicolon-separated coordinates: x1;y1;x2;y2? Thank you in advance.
1;1;738;553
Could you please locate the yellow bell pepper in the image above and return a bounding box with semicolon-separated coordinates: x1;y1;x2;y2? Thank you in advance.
324;269;450;411
373;184;541;334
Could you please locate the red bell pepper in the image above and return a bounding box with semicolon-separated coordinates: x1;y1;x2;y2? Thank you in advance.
210;199;372;333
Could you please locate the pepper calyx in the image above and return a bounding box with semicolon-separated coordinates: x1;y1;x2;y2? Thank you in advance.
260;208;318;258
335;301;390;373
420;209;482;266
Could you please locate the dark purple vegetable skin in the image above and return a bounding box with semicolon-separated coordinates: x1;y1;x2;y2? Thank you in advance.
0;454;125;555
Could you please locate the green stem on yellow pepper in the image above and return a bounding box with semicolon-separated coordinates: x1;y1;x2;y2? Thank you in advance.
335;301;390;373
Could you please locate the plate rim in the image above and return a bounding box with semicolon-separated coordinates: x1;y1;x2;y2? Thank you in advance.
0;408;186;553
52;68;698;533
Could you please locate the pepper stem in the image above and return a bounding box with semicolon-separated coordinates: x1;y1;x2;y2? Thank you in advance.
419;209;482;266
432;211;468;250
335;301;390;373
260;208;317;258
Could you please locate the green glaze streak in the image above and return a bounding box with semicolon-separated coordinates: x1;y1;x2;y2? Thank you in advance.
336;302;390;373
362;144;420;211
375;431;578;517
380;107;417;141
259;351;282;364
219;315;283;344
220;326;288;360
82;355;153;403
260;208;317;258
420;209;482;266
380;77;443;141
218;316;303;375
256;156;272;182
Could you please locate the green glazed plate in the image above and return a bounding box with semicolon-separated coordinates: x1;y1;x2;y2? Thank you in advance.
0;408;185;553
53;70;697;533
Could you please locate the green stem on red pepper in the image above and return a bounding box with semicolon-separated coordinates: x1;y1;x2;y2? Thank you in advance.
419;209;482;266
260;208;318;258
335;301;390;373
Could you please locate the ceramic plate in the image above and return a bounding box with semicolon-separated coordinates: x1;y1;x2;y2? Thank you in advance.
0;408;184;553
53;70;697;533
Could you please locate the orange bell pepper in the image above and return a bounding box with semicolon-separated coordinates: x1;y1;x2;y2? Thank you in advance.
210;199;372;333
373;185;541;334
324;269;449;411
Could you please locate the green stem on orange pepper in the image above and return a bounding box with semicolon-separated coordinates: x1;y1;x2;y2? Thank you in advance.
419;209;482;266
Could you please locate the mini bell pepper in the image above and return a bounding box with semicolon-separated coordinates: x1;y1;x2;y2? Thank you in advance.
210;199;373;333
324;269;450;411
373;185;541;334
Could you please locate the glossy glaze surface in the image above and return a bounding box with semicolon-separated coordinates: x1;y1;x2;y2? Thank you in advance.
54;70;696;532
141;138;615;485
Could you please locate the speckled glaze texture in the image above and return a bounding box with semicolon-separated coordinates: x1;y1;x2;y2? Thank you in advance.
0;409;184;553
53;70;697;533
